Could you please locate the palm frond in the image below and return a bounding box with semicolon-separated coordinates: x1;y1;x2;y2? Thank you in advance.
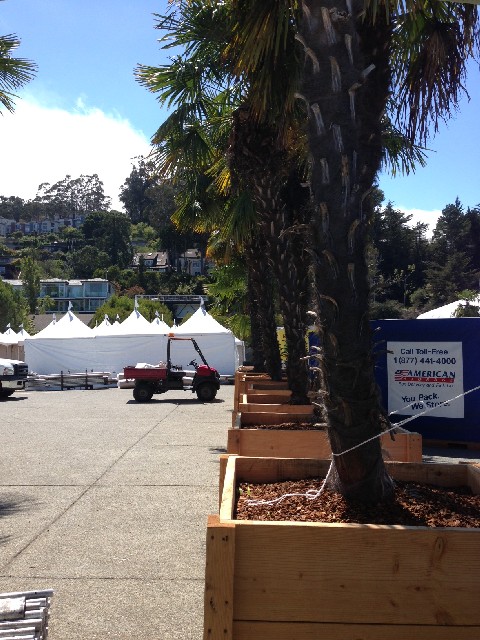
381;114;429;176
390;2;480;144
0;33;37;112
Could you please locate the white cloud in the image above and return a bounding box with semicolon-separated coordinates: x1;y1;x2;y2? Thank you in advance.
397;207;442;238
0;97;152;210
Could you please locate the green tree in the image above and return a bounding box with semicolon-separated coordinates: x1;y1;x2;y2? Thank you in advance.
33;174;111;217
120;157;156;223
453;289;480;317
368;201;430;307
0;195;25;220
424;199;477;307
0;279;29;331
20;253;41;313
206;259;251;341
0;27;36;113
82;210;133;269
430;199;472;264
131;222;158;248
68;245;110;279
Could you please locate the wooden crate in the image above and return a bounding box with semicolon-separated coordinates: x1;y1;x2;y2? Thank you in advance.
228;418;422;462
205;456;480;640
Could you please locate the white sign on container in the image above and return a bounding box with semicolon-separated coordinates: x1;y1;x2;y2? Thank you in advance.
387;341;464;419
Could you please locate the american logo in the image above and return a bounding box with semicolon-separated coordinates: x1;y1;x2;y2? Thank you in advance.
394;369;455;384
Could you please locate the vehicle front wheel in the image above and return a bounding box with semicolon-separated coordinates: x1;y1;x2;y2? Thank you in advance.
196;382;217;402
133;382;154;402
0;389;15;399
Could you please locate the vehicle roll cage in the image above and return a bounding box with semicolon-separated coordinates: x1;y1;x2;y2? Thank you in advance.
166;336;210;369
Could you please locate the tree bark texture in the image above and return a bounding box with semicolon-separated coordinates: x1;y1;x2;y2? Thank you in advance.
245;237;283;380
300;0;394;501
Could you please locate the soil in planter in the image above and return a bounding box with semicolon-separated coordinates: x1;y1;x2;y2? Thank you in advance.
244;420;326;431
236;478;480;527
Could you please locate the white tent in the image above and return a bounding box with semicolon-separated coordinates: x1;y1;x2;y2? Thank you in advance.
170;303;243;375
0;324;19;346
16;325;31;344
92;315;112;336
24;308;169;376
23;302;242;377
417;296;480;319
31;310;94;339
109;308;159;335
151;313;170;333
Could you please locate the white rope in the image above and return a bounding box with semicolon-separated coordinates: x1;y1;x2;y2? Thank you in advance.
244;383;480;508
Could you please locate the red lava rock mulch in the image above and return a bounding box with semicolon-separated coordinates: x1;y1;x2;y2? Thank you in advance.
236;478;480;527
243;421;325;431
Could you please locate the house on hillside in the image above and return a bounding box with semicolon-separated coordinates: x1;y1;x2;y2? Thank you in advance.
0;255;19;279
4;278;114;313
132;251;171;273
0;217;16;236
177;249;214;276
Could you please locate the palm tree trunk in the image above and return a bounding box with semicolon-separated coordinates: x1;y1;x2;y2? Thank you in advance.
247;262;268;372
245;237;283;380
260;172;312;404
300;0;394;502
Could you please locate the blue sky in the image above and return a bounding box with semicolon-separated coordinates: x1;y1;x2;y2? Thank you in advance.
1;0;479;228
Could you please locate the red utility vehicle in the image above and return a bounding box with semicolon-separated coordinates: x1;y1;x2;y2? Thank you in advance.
124;336;220;403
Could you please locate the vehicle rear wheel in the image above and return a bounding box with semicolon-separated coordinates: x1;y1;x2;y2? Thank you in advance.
133;382;154;402
196;382;217;402
0;389;15;399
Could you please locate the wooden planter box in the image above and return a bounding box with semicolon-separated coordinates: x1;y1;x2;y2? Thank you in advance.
234;371;289;411
228;416;423;462
205;456;480;640
235;393;314;426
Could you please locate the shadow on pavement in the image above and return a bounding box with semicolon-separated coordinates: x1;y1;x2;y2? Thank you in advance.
125;398;225;405
0;494;37;546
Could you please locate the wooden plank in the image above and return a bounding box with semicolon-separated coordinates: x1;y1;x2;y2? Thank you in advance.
239;400;313;415
388;461;470;487
220;456;237;521
466;463;480;494
219;455;229;508
234;457;331;484
231;457;473;489
227;428;331;458
381;432;422;463
203;515;235;640
248;381;289;390
245;391;292;404
240;412;315;426
234;621;480;640
233;522;480;625
229;429;421;462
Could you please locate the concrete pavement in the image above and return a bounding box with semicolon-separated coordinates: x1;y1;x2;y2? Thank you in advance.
0;385;233;639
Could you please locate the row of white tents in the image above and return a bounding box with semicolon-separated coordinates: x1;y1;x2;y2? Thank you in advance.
1;303;245;377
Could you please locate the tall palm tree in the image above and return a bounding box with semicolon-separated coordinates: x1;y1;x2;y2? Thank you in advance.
303;1;478;501
0;27;36;113
136;2;312;393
